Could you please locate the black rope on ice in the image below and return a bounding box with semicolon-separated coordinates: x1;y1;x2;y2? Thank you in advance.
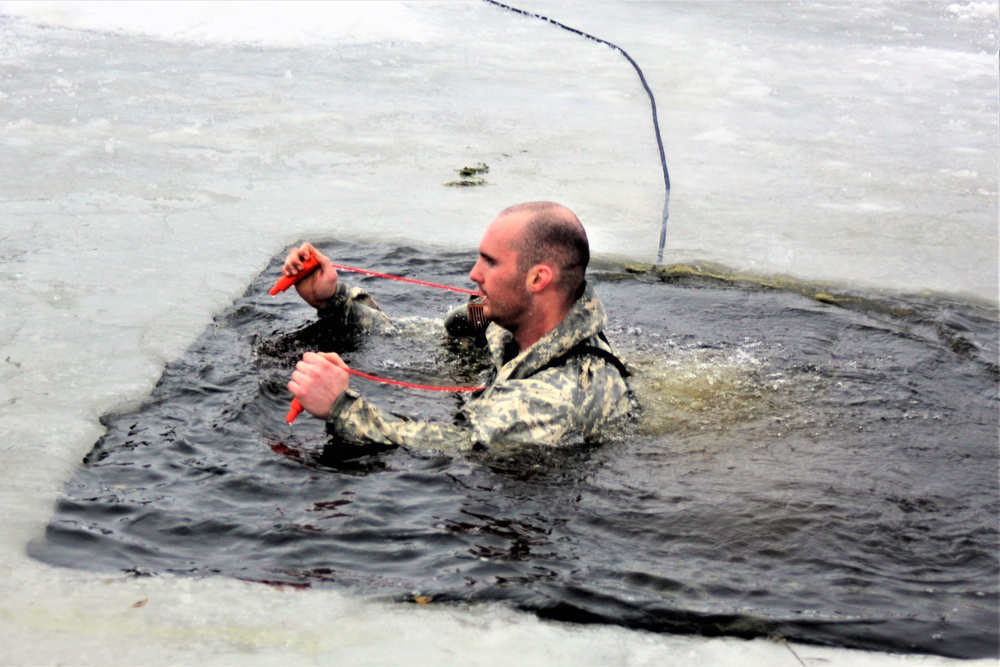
482;0;672;263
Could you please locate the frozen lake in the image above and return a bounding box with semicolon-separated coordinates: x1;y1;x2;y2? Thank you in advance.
1;1;996;664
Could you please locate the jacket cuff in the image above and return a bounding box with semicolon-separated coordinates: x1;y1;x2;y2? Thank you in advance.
316;281;351;319
325;389;360;433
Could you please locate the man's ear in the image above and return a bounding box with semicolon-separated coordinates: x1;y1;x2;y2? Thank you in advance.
526;264;554;294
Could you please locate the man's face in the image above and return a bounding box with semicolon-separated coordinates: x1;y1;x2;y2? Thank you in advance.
469;213;531;332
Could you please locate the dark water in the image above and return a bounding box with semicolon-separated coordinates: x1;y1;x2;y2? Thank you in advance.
30;242;999;659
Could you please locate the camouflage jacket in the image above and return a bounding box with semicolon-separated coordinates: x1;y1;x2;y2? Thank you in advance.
321;280;631;451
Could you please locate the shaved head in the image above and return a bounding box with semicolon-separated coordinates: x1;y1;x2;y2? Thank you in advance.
500;202;589;298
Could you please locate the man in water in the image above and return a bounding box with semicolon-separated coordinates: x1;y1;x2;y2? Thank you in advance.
284;201;631;450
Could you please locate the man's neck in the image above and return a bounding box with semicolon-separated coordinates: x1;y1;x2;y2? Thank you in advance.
513;299;574;353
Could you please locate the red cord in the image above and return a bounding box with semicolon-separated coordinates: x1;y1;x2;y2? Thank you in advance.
276;255;487;424
285;371;485;423
328;263;483;296
346;367;485;392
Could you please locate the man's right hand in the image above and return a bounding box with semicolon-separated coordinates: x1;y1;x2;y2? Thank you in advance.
288;351;351;419
282;242;339;310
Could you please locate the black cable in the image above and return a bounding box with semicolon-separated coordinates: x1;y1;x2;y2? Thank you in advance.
482;0;671;263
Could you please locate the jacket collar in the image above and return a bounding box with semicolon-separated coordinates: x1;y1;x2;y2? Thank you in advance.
485;282;606;380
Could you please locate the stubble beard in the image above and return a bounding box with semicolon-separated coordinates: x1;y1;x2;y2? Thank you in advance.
483;278;531;337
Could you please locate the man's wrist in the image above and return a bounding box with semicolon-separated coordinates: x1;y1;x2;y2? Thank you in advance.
316;281;347;317
326;388;359;424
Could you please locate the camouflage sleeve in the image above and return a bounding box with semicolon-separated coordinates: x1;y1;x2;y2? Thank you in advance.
325;356;629;452
325;390;477;453
316;280;391;331
467;357;629;447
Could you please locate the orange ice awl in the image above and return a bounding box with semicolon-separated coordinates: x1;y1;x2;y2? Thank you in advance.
269;254;320;296
286;398;304;423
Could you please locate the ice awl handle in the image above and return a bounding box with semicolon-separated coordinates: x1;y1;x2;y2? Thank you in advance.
286;398;304;423
270;254;320;296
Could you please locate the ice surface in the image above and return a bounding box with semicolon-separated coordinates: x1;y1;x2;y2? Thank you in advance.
0;1;996;664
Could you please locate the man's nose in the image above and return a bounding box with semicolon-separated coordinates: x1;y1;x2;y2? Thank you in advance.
469;261;482;285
